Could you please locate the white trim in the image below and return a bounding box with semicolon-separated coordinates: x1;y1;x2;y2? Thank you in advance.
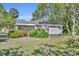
15;23;35;26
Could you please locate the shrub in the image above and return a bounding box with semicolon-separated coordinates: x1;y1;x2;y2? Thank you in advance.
31;39;79;56
0;46;24;56
8;30;21;38
8;30;28;38
66;38;76;45
22;30;28;36
29;29;48;38
75;26;79;35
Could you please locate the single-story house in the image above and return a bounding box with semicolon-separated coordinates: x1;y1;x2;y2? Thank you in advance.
15;21;63;35
0;21;63;35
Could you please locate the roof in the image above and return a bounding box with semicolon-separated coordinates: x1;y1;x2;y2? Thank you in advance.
36;21;62;26
15;22;35;26
36;24;62;27
15;22;62;27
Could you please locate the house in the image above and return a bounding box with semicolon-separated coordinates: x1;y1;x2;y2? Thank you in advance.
15;21;63;35
0;20;63;35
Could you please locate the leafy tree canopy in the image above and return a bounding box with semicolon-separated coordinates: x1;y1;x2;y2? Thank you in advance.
32;3;79;34
0;4;19;29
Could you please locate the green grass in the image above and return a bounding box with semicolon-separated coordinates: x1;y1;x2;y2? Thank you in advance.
0;36;79;55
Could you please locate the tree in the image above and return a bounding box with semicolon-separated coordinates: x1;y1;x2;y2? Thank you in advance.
0;4;18;32
0;4;5;25
32;3;79;35
3;12;16;26
32;3;47;21
9;8;19;19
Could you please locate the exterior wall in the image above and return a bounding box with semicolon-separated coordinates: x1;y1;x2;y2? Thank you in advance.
15;25;35;31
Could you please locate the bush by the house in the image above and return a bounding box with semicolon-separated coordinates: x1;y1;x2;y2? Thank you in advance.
8;30;28;38
29;29;48;38
31;39;79;56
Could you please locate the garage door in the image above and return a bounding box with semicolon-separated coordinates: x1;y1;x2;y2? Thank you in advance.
49;27;61;35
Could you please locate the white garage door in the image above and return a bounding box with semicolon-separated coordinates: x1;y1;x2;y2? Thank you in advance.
49;27;61;35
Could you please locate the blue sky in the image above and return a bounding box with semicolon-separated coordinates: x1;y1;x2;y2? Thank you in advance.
2;3;38;21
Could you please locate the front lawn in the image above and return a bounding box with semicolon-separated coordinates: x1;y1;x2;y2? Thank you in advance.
0;36;79;56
